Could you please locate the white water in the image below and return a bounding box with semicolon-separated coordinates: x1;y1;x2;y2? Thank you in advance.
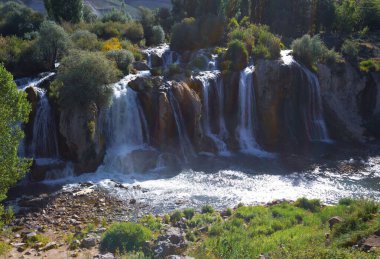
300;66;331;142
143;44;179;68
196;72;229;156
167;89;196;162
98;73;151;174
30;88;59;158
281;50;331;143
237;66;273;157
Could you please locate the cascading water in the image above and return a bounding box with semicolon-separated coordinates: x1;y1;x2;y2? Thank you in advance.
280;50;331;143
300;66;331;142
196;72;229;155
143;44;179;68
99;73;150;174
30;88;59;158
166;87;195;162
237;66;272;157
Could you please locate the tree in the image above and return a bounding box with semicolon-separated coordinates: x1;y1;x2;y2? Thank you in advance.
44;0;83;23
151;25;165;45
0;64;31;204
55;50;120;110
37;21;71;70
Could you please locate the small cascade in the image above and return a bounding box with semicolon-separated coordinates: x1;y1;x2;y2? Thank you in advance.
237;66;271;157
100;73;150;173
300;66;331;142
196;72;229;155
281;50;331;143
167;88;196;162
30;88;59;158
143;44;179;68
16;72;55;91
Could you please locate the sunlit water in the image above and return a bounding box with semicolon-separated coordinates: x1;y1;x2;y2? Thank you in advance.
33;154;380;214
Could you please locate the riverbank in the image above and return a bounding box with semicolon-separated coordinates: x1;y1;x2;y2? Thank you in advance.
2;183;380;258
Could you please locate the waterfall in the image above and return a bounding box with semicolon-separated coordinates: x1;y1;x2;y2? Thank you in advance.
281;50;331;143
237;66;272;157
100;73;150;173
167;88;195;162
300;66;331;143
196;72;229;155
143;44;179;68
30;88;59;158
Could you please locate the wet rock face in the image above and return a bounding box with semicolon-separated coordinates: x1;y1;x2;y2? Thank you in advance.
254;59;311;151
24;86;40;144
318;63;370;142
59;104;105;173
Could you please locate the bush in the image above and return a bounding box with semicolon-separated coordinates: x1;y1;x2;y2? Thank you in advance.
170;16;224;52
0;1;43;37
139;214;162;232
341;39;359;60
183;208;195;220
71;30;99;51
291;34;340;68
201;205;215;214
100;222;152;254
170;210;184;223
359;59;380;73
102;37;122;51
124;22;144;44
150;25;165;45
102;9;131;23
106;50;134;75
55;50;120;110
294;198;321;212
166;64;182;77
224;40;248;71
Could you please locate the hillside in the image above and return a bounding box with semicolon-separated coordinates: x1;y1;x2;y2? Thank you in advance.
18;0;172;16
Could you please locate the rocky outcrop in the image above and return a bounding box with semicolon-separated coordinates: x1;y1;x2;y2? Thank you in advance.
59;103;106;173
24;86;39;145
317;63;374;142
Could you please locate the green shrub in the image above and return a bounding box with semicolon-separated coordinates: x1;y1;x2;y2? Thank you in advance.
124;22;145;44
100;222;152;254
170;16;224;52
224;40;248;71
139;214;162;232
150;25;165;46
341;39;359;60
294;198;321;212
291;34;340;68
201;205;215;214
191;55;208;70
56;50;120;110
183;208;195;220
339;198;355;206
71;30;99;51
102;9;131;23
359;59;380;73
167;64;182;77
170;210;184;223
106;49;134;75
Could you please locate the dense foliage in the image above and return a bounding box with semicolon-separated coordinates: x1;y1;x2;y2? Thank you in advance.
0;65;31;205
54;50;120;110
44;0;83;23
100;222;152;254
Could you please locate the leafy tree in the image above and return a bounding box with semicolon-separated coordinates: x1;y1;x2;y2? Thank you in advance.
0;1;43;37
44;0;83;23
83;4;97;23
37;21;71;70
55;50;120;110
0;64;31;203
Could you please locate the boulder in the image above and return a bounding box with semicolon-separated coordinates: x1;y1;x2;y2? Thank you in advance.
40;242;57;251
81;237;96;248
133;61;150;71
328;216;343;230
153;227;188;258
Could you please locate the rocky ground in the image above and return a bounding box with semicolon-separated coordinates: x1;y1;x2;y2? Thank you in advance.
1;182;157;259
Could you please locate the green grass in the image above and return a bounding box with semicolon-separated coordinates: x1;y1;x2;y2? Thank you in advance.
190;199;380;258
